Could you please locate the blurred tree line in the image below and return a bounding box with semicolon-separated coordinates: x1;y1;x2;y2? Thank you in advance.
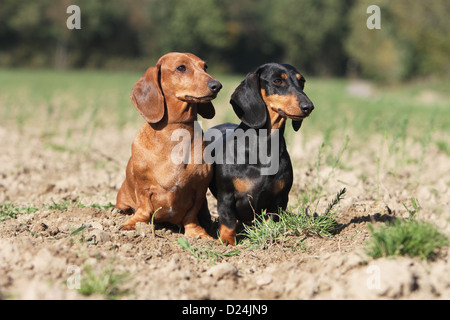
0;0;449;80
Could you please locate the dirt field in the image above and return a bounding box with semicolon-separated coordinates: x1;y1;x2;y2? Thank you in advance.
1;115;449;300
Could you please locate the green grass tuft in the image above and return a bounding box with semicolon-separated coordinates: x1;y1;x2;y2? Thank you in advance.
365;200;449;261
241;188;346;250
0;201;116;221
177;237;240;265
79;261;131;300
0;202;40;221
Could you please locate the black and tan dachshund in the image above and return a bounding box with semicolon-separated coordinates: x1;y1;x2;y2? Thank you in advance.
207;63;314;245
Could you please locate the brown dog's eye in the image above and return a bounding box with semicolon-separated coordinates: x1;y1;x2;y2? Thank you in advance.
273;79;282;85
176;65;187;72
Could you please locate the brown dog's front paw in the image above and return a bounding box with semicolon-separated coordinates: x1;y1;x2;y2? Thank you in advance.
184;224;214;240
119;218;140;230
119;213;150;231
113;207;135;215
111;208;122;215
119;223;136;231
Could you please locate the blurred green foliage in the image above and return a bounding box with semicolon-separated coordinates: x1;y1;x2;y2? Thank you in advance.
346;0;450;81
0;0;449;80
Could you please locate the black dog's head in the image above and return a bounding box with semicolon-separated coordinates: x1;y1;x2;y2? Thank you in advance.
230;63;314;131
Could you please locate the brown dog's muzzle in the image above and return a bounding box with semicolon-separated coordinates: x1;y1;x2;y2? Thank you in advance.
184;79;222;103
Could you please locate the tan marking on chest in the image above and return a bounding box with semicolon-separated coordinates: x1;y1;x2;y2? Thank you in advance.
233;177;253;193
272;180;286;194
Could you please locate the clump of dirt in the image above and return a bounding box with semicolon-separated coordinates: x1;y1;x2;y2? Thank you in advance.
0;127;449;299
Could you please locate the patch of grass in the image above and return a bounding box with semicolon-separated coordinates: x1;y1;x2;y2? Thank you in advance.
80;202;115;210
0;201;115;223
241;188;346;250
177;237;240;265
79;260;130;300
43;200;115;211
366;220;449;261
44;200;74;211
402;197;420;219
66;224;89;244
241;215;284;250
435;139;450;156
0;202;40;221
24;200;113;212
366;199;449;261
70;224;87;236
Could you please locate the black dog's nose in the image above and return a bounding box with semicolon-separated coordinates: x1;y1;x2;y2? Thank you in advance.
208;80;222;94
300;102;314;115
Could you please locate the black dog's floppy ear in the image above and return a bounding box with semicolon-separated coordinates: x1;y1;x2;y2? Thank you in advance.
197;102;215;119
230;72;267;129
292;119;303;132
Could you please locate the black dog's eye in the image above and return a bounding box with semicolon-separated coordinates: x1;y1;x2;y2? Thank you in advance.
176;65;187;72
273;79;283;85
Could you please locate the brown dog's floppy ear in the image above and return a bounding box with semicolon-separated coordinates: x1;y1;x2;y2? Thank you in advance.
230;72;267;129
130;65;165;124
197;102;215;119
292;119;303;132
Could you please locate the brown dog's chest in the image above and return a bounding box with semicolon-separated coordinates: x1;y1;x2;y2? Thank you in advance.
148;162;211;224
131;124;212;224
133;124;211;185
152;162;211;193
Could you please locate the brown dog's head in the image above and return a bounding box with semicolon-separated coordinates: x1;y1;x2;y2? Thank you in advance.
230;63;314;131
131;52;222;124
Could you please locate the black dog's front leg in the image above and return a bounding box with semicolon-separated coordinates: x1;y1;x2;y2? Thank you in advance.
217;192;238;246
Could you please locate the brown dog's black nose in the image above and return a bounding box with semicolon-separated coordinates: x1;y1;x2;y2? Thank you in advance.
208;80;222;94
300;102;314;115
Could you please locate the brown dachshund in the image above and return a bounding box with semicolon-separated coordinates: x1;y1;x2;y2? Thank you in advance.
115;52;222;238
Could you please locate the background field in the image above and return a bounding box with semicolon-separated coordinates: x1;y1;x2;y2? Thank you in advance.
0;69;449;299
